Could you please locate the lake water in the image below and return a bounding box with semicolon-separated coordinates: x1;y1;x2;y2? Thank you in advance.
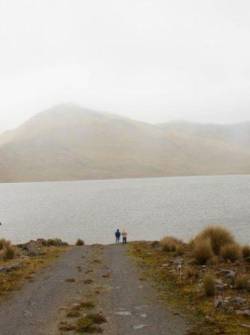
0;176;249;244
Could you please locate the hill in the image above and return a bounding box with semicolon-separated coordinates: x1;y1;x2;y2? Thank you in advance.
0;104;250;182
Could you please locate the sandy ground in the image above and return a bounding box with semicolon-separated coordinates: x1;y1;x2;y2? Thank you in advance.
0;244;188;335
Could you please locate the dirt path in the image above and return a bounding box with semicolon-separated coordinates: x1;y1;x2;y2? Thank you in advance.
99;245;188;335
0;244;188;335
0;246;92;335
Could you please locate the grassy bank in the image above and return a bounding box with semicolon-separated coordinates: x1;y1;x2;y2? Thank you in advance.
0;238;69;300
129;226;250;335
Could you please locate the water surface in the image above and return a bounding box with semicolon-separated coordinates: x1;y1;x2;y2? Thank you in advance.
0;175;249;244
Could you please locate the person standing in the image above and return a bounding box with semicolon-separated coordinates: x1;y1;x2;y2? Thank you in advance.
115;229;121;243
122;230;128;244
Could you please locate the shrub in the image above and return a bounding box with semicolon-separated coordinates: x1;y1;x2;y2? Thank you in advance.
76;313;106;333
220;243;241;262
160;236;183;252
242;245;250;261
203;274;216;297
194;226;234;255
185;266;199;281
76;239;84;246
193;239;214;265
176;244;185;256
0;239;10;250
3;245;15;260
235;275;249;290
46;238;67;247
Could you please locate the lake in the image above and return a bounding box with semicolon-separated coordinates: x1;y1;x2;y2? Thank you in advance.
0;175;249;244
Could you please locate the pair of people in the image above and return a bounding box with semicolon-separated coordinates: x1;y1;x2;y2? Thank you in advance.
115;229;127;244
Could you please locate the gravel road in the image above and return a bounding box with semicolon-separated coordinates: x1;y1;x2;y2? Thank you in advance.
0;244;188;335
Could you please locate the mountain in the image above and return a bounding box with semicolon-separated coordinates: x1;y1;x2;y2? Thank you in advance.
0;104;250;182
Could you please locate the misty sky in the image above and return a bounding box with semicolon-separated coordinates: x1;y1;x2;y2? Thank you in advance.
1;0;250;132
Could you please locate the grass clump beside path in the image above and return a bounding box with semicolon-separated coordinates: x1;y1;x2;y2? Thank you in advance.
130;225;250;335
0;238;68;300
76;239;85;246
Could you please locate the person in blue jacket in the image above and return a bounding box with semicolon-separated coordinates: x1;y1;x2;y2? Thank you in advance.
115;229;121;243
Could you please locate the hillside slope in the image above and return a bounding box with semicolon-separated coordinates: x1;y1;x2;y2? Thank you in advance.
0;105;250;182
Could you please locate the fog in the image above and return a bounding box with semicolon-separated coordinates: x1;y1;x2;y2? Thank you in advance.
1;0;250;132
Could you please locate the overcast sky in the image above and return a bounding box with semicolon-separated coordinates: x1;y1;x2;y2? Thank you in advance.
1;0;250;132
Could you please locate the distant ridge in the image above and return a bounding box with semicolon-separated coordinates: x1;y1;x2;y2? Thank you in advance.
0;104;250;182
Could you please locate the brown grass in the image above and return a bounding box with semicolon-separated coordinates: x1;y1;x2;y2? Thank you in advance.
242;245;250;261
193;239;213;265
76;239;84;246
235;275;249;290
203;273;216;297
0;239;10;250
220;243;241;262
160;236;183;253
75;313;106;333
194;226;234;255
2;245;16;261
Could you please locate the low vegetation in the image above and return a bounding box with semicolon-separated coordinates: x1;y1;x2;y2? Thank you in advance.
160;236;184;252
130;225;250;334
194;225;235;255
221;243;241;262
203;274;216;297
0;238;68;300
242;245;250;261
76;239;85;246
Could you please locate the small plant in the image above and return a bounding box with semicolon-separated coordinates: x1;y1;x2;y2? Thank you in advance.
203;274;216;297
220;243;241;262
80;301;95;309
235;275;249;290
47;238;66;247
66;278;76;283
0;239;10;250
242;245;250;261
194;226;234;255
175;244;185;256
76;313;106;333
193;239;213;265
3;245;15;260
160;236;183;252
76;239;84;246
67;310;81;318
185;266;199;281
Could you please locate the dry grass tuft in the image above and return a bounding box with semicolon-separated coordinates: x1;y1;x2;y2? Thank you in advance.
193;239;213;265
194;226;234;255
203;273;216;297
220;243;241;262
160;236;184;253
65;278;76;283
0;244;16;261
235;275;249;290
76;239;85;246
76;313;106;333
242;245;250;262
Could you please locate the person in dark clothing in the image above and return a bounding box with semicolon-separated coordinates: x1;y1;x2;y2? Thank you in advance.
115;229;121;243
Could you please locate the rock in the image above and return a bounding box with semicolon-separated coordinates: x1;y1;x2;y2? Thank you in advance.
161;263;169;268
0;262;22;273
231;297;247;306
240;324;250;329
236;310;250;317
214;295;224;309
215;279;227;291
173;257;183;265
20;241;44;257
220;269;236;280
205;315;215;324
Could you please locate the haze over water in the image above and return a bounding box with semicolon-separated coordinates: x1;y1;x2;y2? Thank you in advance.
0;175;249;245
